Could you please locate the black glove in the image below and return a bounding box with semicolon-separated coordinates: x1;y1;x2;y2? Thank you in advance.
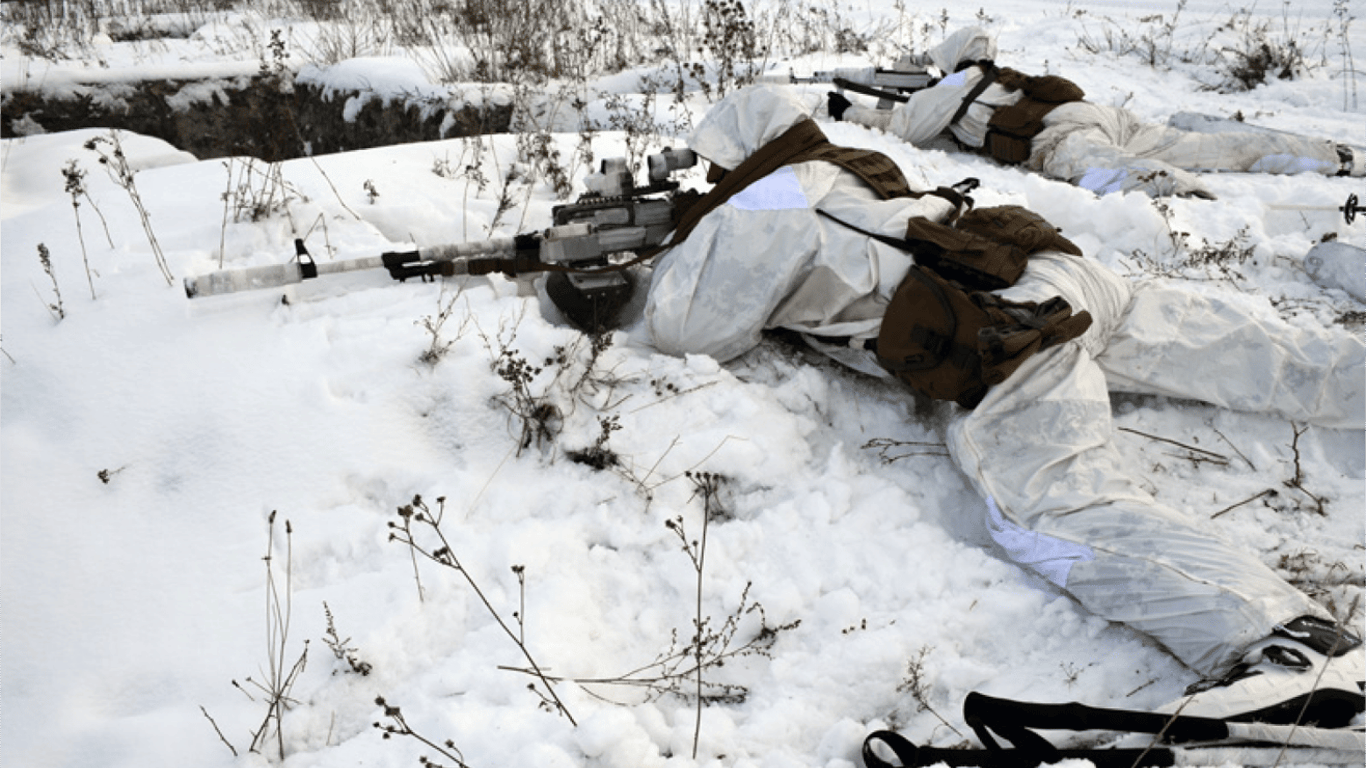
827;91;852;121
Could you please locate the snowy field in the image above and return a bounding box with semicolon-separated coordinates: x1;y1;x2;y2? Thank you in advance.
2;1;1363;767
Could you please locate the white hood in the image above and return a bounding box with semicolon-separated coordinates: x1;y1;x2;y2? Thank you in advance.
928;26;997;73
686;85;821;171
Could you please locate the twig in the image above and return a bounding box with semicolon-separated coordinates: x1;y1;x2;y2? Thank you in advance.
898;646;965;739
218;160;232;267
629;380;719;413
244;512;309;761
401;506;427;603
200;705;238;756
284;99;361;221
1211;425;1256;471
388;496;576;725
374;696;472;768
1161;450;1227;467
497;581;797;704
634;435;680;497
1118;426;1228;463
35;244;64;320
1210;488;1277;519
1287;425;1309;488
669;471;727;759
86;132;174;285
691;473;716;758
1126;678;1158;698
62;160;97;299
862;437;951;463
639;435;744;498
513;565;527;645
467;445;515;514
322;602;372;676
1283;424;1327;515
1130;700;1188;768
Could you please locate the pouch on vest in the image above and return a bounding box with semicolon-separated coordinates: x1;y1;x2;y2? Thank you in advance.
876;266;1092;409
985;71;1085;165
902;205;1083;291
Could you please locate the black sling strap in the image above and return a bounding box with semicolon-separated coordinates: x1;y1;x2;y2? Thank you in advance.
862;691;1259;768
948;61;1000;128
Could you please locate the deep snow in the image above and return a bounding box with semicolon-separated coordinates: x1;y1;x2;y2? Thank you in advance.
2;2;1363;768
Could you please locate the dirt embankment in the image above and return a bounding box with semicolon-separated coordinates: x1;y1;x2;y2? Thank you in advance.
2;74;512;161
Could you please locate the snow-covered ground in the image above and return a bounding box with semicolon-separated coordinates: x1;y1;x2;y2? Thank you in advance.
2;2;1363;767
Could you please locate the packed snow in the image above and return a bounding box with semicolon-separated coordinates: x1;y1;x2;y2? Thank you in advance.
2;1;1363;767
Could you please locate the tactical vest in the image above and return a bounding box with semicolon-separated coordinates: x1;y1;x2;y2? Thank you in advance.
815;202;1093;409
873;206;1092;409
952;64;1086;165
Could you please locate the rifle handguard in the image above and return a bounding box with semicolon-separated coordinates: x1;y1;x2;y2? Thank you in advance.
381;232;545;281
462;256;549;278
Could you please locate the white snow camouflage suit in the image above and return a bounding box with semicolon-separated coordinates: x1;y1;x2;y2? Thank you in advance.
645;85;1365;676
842;27;1349;197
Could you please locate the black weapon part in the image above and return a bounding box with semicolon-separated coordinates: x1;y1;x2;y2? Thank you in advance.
382;234;545;282
832;76;912;104
1341;193;1360;225
294;239;318;279
380;250;435;282
863;730;1179;768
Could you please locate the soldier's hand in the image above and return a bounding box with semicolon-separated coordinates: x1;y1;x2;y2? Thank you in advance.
828;92;852;121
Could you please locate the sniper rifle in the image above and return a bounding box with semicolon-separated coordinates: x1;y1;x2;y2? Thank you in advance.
184;147;701;332
757;54;934;109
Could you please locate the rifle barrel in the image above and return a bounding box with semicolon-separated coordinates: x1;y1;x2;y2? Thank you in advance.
184;237;522;298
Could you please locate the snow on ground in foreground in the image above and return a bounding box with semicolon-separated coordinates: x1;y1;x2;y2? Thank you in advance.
2;1;1363;767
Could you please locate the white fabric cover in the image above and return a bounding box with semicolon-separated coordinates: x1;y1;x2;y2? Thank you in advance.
948;253;1360;674
886;28;1023;149
984;496;1095;589
646;84;1365;676
848;28;1344;197
1030;101;1340;197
